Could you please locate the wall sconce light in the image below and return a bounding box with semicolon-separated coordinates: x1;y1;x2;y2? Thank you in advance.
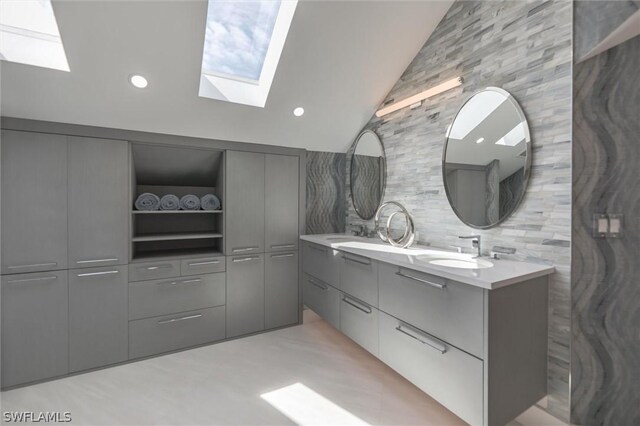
375;77;463;118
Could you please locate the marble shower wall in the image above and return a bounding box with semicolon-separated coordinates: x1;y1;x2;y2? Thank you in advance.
306;151;346;234
571;29;640;426
345;0;572;420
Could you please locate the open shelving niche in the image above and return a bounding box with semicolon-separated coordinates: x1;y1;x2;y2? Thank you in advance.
130;143;225;261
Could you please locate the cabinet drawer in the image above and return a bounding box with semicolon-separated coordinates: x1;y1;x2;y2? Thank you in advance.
302;273;340;329
180;256;225;276
265;251;299;329
129;260;180;282
340;294;378;356
129;306;225;359
339;252;378;306
379;263;484;358
302;242;340;287
129;273;226;320
379;311;483;426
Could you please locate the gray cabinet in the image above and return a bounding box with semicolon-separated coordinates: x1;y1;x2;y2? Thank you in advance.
1;130;68;274
302;242;340;288
225;151;265;255
68;137;129;268
265;251;299;329
265;154;299;252
301;273;340;329
339;252;378;306
339;294;379;356
129;259;181;282
69;265;128;372
226;254;265;337
1;271;69;388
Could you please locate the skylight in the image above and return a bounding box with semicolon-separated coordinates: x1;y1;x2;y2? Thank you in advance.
0;0;70;72
199;0;298;107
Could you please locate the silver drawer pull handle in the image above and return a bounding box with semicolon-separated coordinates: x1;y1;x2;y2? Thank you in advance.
8;262;58;270
342;255;370;266
342;296;372;314
157;313;203;325
6;276;57;284
143;265;173;271
188;260;220;266
307;278;328;291
157;278;202;286
395;271;446;289
77;270;119;277
233;257;259;263
232;246;259;253
395;324;447;354
271;244;295;249
76;258;118;264
271;253;295;258
308;245;327;253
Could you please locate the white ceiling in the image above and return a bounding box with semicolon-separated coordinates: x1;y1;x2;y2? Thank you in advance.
0;0;453;152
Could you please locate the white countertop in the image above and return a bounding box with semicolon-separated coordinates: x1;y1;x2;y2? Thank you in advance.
300;234;555;290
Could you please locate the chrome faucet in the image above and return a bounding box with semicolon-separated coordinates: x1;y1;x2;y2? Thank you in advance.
459;235;481;258
350;223;367;237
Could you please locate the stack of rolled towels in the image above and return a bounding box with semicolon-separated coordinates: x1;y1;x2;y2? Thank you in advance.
135;193;221;211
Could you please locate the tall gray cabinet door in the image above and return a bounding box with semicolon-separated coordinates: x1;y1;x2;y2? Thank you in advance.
69;265;128;373
225;151;265;255
265;154;299;252
68;137;129;268
1;130;68;274
226;254;265;338
1;271;69;388
265;251;299;329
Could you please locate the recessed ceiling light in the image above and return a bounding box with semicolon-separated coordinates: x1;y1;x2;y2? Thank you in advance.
129;74;148;89
293;107;304;117
476;137;485;144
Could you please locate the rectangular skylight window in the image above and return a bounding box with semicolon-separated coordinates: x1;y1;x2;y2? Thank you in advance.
0;0;70;72
199;0;298;107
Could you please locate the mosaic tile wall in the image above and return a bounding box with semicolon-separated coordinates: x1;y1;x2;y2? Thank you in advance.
345;1;573;420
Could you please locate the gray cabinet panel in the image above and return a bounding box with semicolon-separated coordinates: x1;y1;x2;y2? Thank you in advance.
129;272;226;320
129;306;225;359
225;151;265;255
1;271;68;388
68;137;129;268
378;263;484;358
265;154;299;252
339;252;378;306
69;265;128;372
1;130;68;274
180;256;225;276
301;242;340;288
265;251;299;329
339;294;379;356
226;254;265;338
379;311;483;426
129;260;180;282
301;273;340;329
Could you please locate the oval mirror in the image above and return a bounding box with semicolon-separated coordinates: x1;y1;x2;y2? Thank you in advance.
350;130;386;220
443;87;531;229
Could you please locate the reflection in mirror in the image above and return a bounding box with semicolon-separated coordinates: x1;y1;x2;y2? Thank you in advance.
350;130;386;220
443;87;531;229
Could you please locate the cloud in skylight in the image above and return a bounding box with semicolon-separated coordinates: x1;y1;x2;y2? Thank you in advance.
202;1;281;81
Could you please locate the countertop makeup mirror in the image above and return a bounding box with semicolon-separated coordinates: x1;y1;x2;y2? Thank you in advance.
443;87;531;229
350;129;386;220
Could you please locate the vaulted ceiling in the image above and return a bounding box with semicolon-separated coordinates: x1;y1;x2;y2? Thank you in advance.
1;0;453;152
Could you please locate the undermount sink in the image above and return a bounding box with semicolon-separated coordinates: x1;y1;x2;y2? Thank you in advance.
323;236;354;242
416;253;494;270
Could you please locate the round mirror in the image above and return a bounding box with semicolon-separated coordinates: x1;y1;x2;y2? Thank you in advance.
443;87;531;229
350;130;386;220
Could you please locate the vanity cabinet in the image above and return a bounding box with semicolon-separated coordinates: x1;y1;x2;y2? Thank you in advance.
339;294;379;356
302;241;340;288
225;151;265;255
1;130;68;274
265;154;300;252
1;270;69;388
69;265;128;372
339;252;378;306
265;251;299;329
226;254;265;338
302;273;340;329
68;137;129;269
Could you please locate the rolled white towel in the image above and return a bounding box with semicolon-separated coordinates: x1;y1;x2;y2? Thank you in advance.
135;193;160;211
201;194;221;210
159;194;180;211
179;194;201;211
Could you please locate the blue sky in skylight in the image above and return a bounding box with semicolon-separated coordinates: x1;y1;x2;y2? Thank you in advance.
202;0;282;81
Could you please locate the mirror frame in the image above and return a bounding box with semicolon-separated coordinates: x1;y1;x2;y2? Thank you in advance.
350;129;387;220
442;87;532;229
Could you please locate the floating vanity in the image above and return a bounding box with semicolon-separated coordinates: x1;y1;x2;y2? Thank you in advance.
301;234;554;426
